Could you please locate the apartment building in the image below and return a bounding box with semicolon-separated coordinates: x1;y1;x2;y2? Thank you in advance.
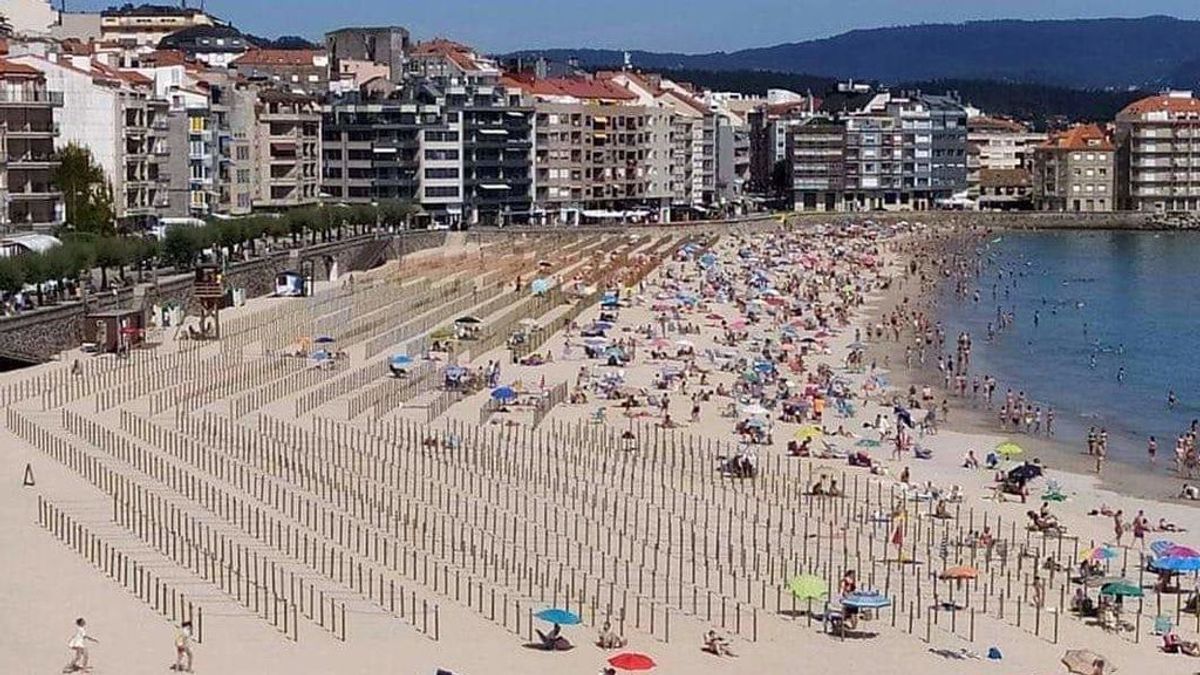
605;71;718;214
966;116;1045;208
100;4;221;47
1115;91;1200;212
253;91;320;209
231;49;330;96
514;76;672;223
841;91;967;211
0;58;62;232
9;53;168;227
321;96;437;206
747;98;819;196
788;117;847;212
326;26;410;83
1033;123;1115;212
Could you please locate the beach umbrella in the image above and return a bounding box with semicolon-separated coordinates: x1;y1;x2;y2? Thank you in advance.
311;350;330;361
608;653;656;671
390;354;413;367
1062;650;1113;675
490;386;517;402
1079;546;1119;562
741;403;769;417
795;425;823;442
848;342;866;350
531;278;552;295
534;608;581;625
995;442;1024;458
787;574;828;600
940;565;979;581
842;590;891;609
675;339;695;348
1161;545;1200;559
1100;580;1143;598
313;335;335;344
583;337;609;346
454;315;483;325
1155;556;1200;572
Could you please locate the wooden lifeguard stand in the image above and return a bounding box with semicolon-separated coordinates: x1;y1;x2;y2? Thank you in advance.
193;264;224;339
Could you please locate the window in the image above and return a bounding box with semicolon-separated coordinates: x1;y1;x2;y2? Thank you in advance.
424;167;459;179
189;116;206;133
236;169;250;184
236;146;249;161
425;149;459;161
426;186;459;198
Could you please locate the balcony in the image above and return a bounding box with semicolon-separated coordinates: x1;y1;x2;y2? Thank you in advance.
9;153;56;168
0;89;63;106
10;184;62;199
6;122;59;138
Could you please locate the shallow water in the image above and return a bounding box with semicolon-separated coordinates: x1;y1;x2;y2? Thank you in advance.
935;230;1200;467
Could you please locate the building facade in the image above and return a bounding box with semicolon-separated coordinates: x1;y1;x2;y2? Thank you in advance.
0;58;62;232
99;5;221;47
1116;91;1200;212
1033;124;1115;212
326;27;410;83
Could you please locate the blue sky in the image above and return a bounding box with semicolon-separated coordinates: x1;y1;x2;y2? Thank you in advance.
75;1;1200;52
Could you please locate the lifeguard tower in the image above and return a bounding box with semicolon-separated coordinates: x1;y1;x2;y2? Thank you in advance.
192;264;224;339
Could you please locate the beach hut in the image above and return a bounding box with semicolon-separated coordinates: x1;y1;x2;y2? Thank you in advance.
86;308;146;354
274;270;306;297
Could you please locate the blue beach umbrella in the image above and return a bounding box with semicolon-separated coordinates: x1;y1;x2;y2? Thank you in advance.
842;590;891;610
390;354;413;367
535;608;582;625
1156;556;1200;572
491;386;517;402
531;278;552;295
311;350;331;361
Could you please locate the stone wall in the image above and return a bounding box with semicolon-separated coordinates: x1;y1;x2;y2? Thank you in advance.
0;231;447;364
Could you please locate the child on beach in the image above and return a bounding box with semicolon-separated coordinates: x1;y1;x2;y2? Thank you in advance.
64;617;98;673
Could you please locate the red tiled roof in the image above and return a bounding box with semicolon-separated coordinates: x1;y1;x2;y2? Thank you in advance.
91;61;153;86
0;58;43;78
509;76;636;101
139;50;187;67
232;49;322;67
1119;93;1200;118
411;38;482;71
1042;124;1114;151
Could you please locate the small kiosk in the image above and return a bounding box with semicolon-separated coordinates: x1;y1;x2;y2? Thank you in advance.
87;308;146;354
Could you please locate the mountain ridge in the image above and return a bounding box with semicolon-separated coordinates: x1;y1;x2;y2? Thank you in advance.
505;16;1200;90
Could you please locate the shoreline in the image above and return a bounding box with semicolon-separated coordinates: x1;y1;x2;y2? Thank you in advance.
866;228;1198;506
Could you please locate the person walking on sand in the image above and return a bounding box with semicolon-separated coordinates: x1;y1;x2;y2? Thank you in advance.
1113;510;1125;546
171;620;194;672
64;617;98;673
1032;574;1045;609
1133;511;1149;549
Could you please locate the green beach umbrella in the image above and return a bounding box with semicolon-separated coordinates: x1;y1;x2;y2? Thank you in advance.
995;442;1024;458
788;574;828;600
1100;580;1143;598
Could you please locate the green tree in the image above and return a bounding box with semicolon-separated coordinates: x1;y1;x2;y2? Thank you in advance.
93;236;134;289
0;256;25;295
53;144;116;235
379;200;417;228
162;226;201;270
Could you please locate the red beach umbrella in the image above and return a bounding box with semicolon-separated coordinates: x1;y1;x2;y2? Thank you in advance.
608;652;656;671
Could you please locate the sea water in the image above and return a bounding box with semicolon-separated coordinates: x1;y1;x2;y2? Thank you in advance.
935;230;1200;466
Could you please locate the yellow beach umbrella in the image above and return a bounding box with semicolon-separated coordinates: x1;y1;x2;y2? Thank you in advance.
995;442;1024;458
787;574;828;600
795;425;824;442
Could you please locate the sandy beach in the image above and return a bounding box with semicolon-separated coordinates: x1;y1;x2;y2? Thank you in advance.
2;221;1199;675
